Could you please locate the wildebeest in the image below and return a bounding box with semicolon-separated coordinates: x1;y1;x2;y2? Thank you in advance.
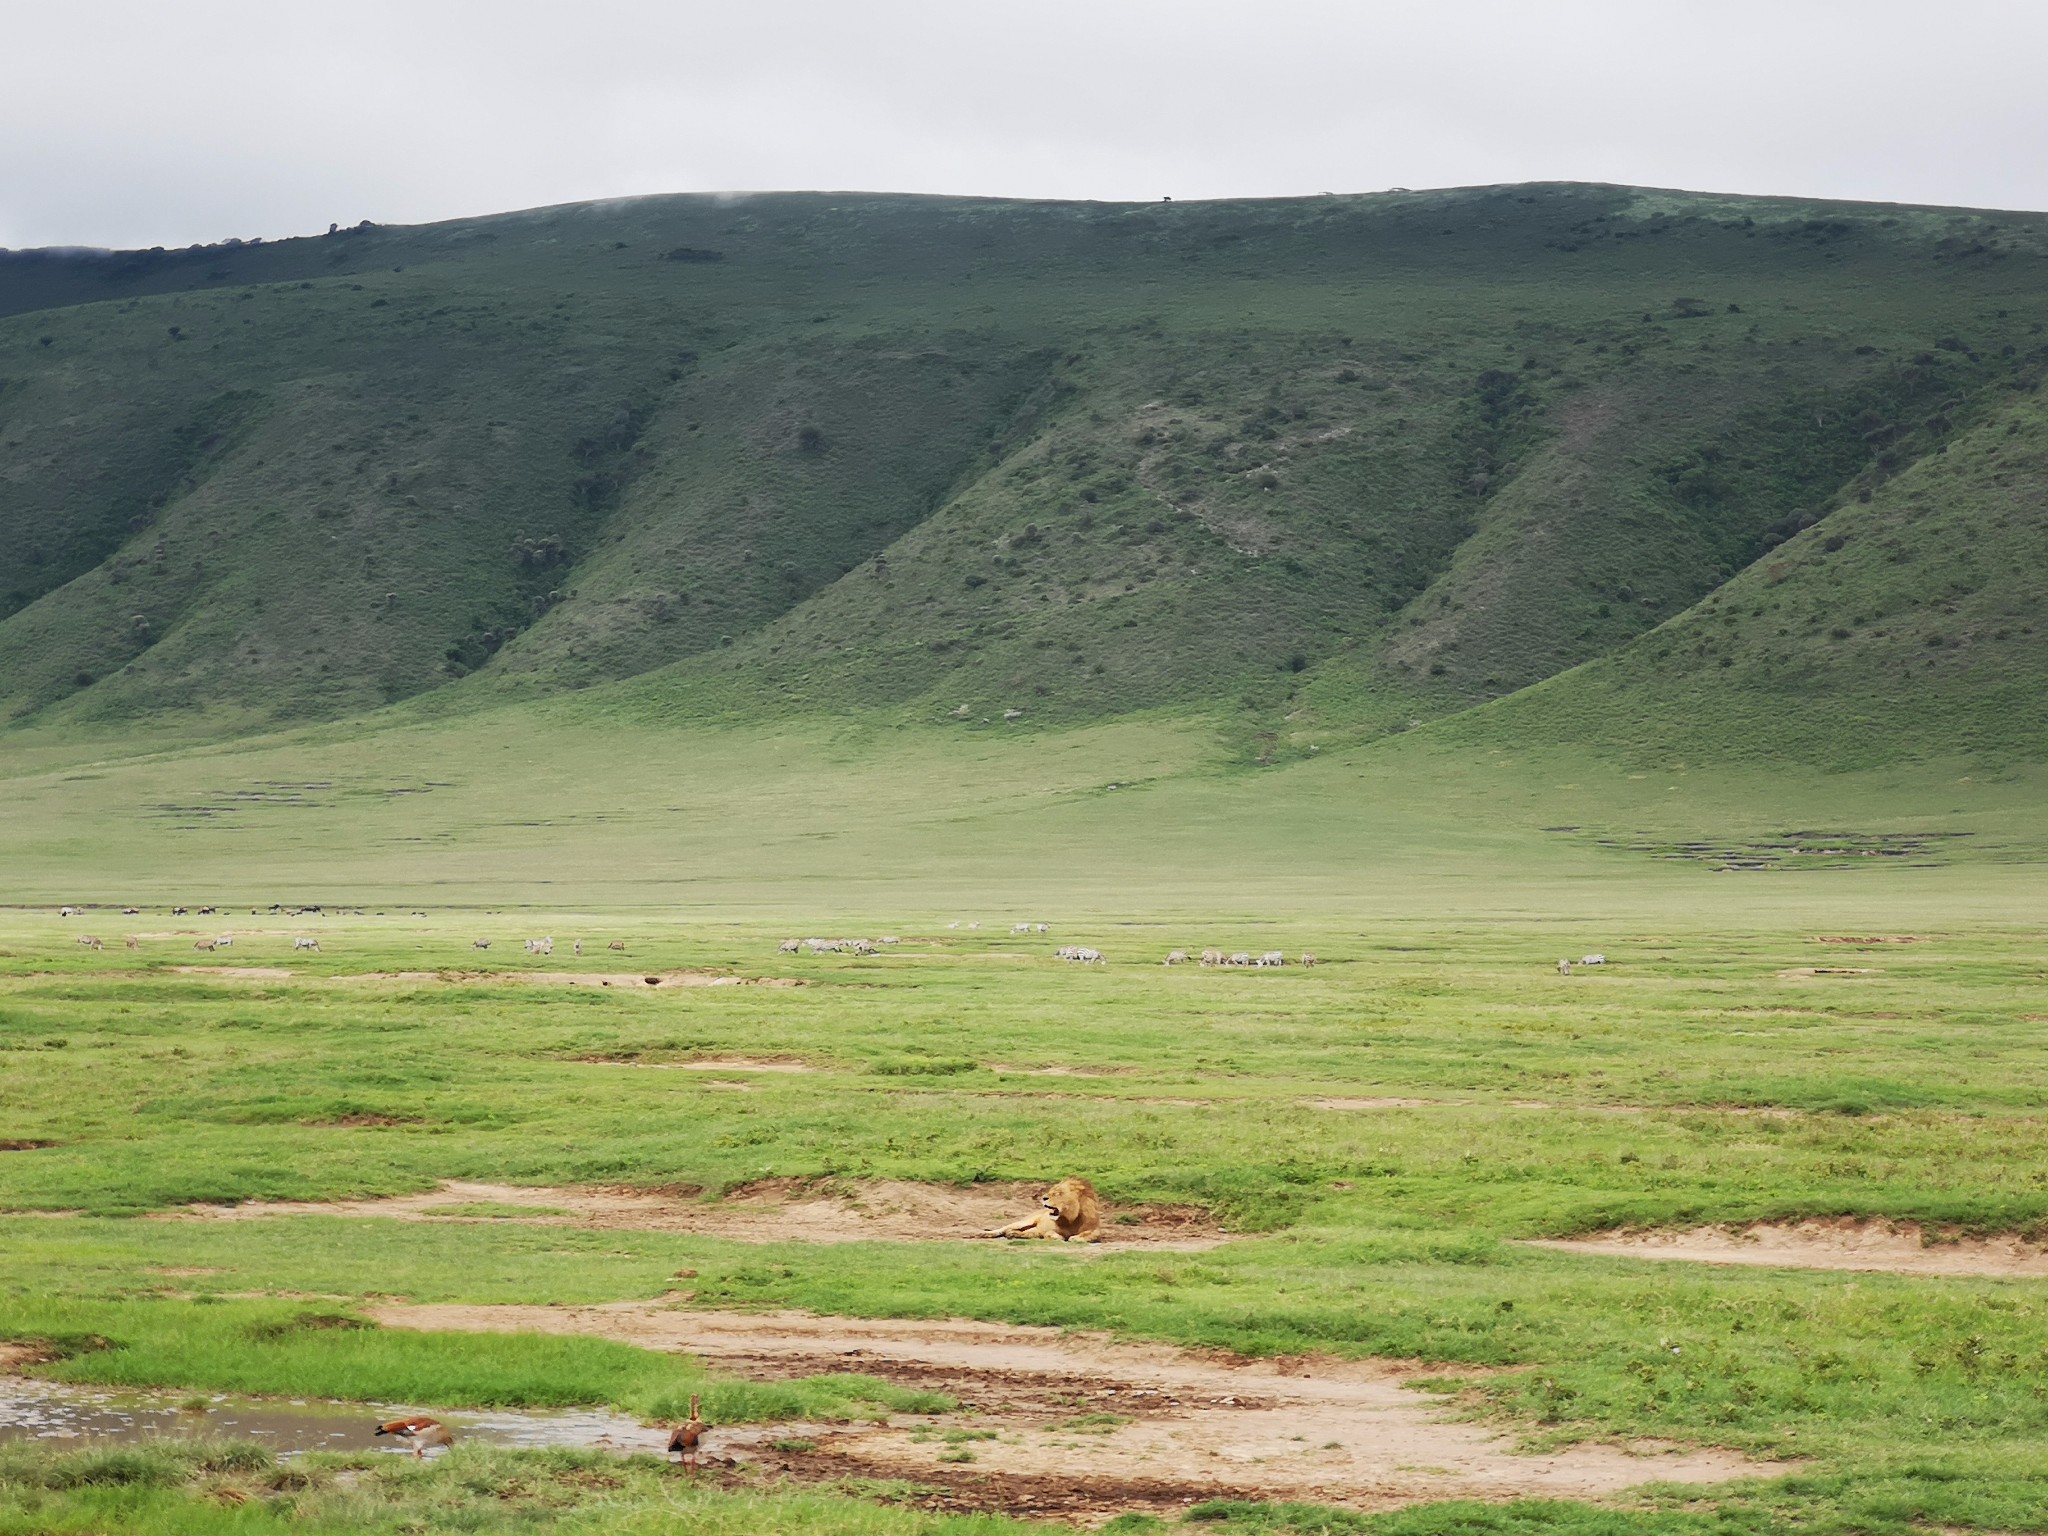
1557;959;1573;976
778;939;801;953
1200;948;1224;967
608;940;626;952
75;934;103;950
1034;923;1050;933
125;936;140;950
293;937;320;952
472;938;491;950
879;936;901;945
1301;952;1318;967
193;939;217;952
1163;949;1188;966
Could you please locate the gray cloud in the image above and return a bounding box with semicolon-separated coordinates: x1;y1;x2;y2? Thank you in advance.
6;0;2044;249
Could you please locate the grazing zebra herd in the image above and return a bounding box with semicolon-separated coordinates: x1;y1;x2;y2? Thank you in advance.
778;936;899;954
760;932;1331;969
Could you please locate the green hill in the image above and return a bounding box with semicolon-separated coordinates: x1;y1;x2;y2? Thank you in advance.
2;182;2045;772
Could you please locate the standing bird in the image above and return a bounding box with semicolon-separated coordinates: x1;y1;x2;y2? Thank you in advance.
668;1396;707;1468
375;1416;454;1457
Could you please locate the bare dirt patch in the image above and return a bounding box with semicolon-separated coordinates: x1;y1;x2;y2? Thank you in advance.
148;1179;1228;1250
0;1140;58;1152
334;969;801;989
1303;1097;1440;1110
1812;935;1927;944
167;966;294;979
1528;1218;2048;1277
1777;967;1877;979
574;1056;820;1073
373;1302;1764;1512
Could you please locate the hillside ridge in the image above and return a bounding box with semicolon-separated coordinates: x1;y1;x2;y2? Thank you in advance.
3;181;2044;768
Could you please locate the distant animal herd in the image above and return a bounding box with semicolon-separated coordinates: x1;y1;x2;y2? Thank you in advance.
45;907;1612;973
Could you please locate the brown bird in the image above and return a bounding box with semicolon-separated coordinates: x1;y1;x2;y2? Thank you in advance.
375;1416;454;1457
667;1395;706;1468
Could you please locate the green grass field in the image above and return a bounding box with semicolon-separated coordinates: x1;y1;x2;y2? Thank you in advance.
6;857;2048;1531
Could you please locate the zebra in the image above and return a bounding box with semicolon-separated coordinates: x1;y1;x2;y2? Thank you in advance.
293;937;321;952
1580;953;1607;966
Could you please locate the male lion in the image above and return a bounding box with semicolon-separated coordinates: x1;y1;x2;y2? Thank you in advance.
986;1177;1102;1242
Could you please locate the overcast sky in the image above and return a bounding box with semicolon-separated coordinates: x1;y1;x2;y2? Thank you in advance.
7;0;2045;250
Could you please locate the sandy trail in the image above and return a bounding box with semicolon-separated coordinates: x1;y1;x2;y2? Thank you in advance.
374;1302;1764;1515
148;1179;1229;1251
1530;1219;2048;1277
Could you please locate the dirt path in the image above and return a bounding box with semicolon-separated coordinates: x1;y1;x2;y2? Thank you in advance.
148;1179;1228;1251
372;1302;1766;1518
332;969;801;989
1528;1219;2048;1278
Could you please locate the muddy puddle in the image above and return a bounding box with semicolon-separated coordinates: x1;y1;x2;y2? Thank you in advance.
0;1378;655;1457
371;1303;1770;1513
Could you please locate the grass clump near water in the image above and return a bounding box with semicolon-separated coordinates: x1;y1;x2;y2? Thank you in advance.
0;1297;945;1425
0;1442;1031;1534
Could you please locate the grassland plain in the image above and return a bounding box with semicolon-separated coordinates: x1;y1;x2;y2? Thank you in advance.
6;906;2048;1531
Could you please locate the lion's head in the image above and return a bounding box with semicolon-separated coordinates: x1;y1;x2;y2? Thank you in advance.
1039;1177;1102;1239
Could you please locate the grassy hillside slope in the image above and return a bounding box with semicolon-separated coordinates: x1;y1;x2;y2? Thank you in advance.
1454;377;2048;767
4;184;2044;758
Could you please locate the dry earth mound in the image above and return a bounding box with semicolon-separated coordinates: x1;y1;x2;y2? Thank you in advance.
151;1179;1227;1250
1528;1218;2048;1277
